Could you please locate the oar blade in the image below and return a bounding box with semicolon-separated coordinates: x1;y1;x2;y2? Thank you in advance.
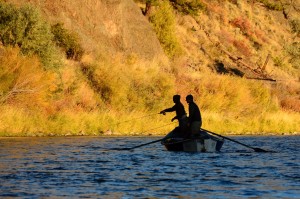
253;147;274;153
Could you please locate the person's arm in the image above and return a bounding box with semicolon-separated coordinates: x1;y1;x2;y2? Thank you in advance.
160;105;176;115
171;115;178;122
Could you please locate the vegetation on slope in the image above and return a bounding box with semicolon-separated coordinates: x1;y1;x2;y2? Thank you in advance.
0;3;60;69
148;0;182;58
0;0;299;136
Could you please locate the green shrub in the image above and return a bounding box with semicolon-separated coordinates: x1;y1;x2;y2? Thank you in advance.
0;3;61;69
149;0;182;58
285;42;300;69
134;0;205;16
51;23;84;61
170;0;205;16
273;56;286;69
257;0;283;11
289;19;300;36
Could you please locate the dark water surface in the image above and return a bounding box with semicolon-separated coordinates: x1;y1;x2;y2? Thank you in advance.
0;136;299;198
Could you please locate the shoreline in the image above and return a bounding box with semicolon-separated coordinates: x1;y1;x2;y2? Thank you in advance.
0;131;299;138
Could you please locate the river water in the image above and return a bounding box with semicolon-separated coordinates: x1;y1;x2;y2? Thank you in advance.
0;136;299;198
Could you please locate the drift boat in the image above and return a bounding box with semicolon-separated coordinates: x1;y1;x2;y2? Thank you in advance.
161;130;224;152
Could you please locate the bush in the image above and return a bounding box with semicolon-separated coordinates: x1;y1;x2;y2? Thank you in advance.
289;19;300;36
285;42;300;69
170;0;205;16
233;39;252;57
51;23;84;61
281;97;300;112
273;56;286;69
149;0;182;58
230;17;253;37
257;0;283;11
0;3;61;69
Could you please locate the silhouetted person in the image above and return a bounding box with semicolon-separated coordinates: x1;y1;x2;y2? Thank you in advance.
186;94;202;137
160;95;188;139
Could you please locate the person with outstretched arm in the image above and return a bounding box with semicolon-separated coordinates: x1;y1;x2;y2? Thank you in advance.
160;95;188;139
186;94;202;137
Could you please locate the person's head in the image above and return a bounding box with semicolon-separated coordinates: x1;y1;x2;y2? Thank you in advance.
173;95;181;103
186;94;193;103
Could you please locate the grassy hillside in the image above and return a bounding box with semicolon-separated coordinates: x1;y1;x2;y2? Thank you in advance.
175;0;299;78
0;0;299;136
3;0;166;61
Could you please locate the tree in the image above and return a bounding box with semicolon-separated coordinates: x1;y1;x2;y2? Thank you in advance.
0;3;61;69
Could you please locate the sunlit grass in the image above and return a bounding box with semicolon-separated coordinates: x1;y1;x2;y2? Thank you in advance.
1;104;299;137
0;48;299;137
0;106;178;137
202;110;300;135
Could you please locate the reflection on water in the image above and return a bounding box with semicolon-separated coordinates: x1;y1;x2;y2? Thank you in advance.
0;136;299;198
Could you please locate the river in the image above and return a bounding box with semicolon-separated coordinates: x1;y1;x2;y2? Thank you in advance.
0;136;299;198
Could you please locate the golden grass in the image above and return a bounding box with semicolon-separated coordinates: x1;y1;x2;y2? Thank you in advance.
175;72;279;116
1;103;299;137
202;110;300;135
0;47;54;109
0;48;177;136
84;56;175;112
1;47;299;137
0;106;178;137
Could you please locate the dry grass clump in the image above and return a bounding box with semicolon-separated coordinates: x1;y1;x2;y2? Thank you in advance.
280;97;300;112
271;81;300;113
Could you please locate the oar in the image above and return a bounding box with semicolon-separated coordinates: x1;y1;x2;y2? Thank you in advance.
112;123;174;151
119;138;164;150
201;128;271;152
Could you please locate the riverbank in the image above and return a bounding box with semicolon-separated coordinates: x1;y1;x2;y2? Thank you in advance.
1;108;299;137
0;132;300;139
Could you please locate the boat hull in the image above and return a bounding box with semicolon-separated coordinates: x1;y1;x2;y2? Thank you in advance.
161;131;224;152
